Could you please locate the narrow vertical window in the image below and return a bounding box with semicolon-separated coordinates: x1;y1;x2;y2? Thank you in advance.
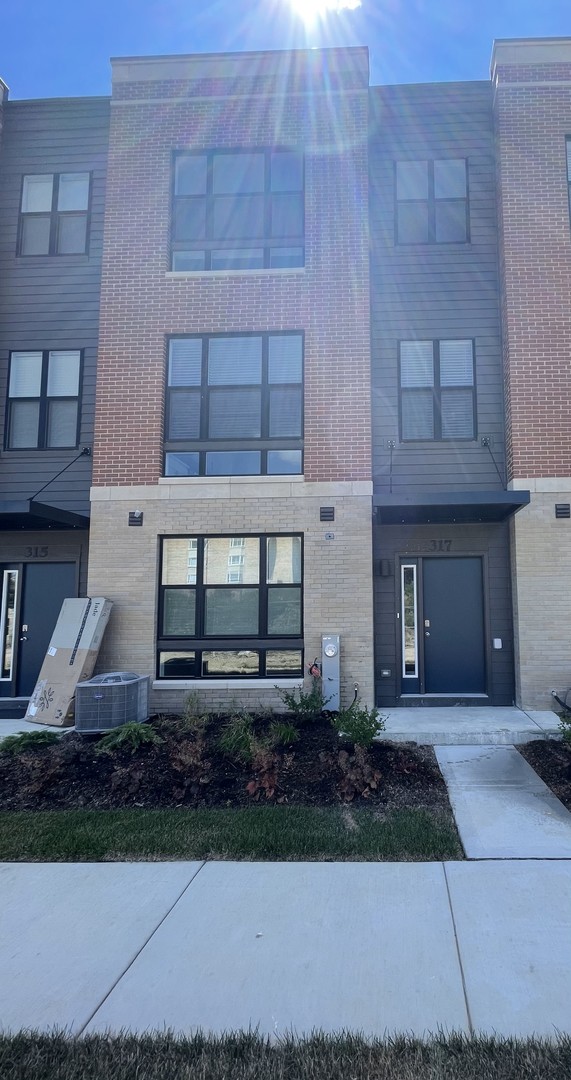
401;564;418;679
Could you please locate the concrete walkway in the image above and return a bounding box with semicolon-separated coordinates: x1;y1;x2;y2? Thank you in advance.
436;745;571;859
2;859;571;1039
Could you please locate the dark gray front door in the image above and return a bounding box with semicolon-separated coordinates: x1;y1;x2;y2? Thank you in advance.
400;556;486;696
16;562;76;696
422;557;485;693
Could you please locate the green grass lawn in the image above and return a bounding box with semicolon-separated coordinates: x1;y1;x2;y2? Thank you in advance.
0;1032;569;1080
0;805;463;861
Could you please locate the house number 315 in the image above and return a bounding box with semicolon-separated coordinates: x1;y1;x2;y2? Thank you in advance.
25;546;48;558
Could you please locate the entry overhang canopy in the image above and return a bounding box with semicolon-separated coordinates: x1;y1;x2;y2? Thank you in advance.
0;499;89;530
374;489;530;525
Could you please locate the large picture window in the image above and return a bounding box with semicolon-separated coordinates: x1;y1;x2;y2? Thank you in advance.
158;534;303;679
399;339;476;441
6;350;81;449
396;159;468;244
165;332;303;477
18;173;90;255
171;148;304;271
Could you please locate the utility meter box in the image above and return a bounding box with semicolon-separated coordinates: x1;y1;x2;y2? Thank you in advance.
322;634;340;711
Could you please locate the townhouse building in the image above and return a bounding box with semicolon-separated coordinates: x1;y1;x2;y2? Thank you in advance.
0;37;569;717
86;48;375;713
0;83;108;711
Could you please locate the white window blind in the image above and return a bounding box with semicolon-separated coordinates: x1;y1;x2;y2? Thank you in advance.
168;339;202;386
400;342;434;387
9;353;42;397
439;340;473;386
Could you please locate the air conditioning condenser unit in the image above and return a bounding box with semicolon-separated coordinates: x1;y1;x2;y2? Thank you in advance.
75;671;150;733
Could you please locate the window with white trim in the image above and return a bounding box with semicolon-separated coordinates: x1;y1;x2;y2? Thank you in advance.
396;159;468;244
6;350;81;449
18;173;90;255
164;332;303;476
158;534;303;679
399;339;476;441
171;149;304;271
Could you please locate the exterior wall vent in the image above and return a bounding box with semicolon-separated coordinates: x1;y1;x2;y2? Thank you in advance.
320;506;335;521
555;504;570;519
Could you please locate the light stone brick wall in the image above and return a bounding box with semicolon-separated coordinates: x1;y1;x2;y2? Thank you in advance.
87;479;374;714
509;480;571;710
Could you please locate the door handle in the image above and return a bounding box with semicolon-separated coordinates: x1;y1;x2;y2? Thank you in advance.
19;636;28;641
425;631;430;637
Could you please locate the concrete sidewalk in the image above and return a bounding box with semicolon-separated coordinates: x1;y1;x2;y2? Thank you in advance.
2;859;571;1039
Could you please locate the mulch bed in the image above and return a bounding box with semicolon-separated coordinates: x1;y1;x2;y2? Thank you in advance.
519;738;571;812
0;715;450;813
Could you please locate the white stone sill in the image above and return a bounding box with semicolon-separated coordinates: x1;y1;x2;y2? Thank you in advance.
165;268;306;280
153;679;303;690
158;474;305;485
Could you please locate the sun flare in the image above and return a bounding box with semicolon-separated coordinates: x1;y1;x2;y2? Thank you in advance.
288;0;362;25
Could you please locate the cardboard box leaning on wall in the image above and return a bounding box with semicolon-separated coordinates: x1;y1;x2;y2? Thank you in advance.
26;598;113;727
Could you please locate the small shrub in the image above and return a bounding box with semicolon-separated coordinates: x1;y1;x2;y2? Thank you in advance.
559;710;571;744
278;682;328;724
246;748;281;801
217;711;256;764
0;730;61;755
267;721;300;749
331;701;385;748
337;746;383;801
95;722;163;755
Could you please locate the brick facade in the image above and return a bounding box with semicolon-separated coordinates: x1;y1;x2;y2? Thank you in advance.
493;41;571;481
493;40;571;707
93;50;371;488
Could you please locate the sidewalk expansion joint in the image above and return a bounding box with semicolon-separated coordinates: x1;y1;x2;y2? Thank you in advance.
442;862;474;1037
75;861;207;1036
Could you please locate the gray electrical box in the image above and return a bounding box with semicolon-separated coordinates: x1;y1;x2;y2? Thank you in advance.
322;634;340;711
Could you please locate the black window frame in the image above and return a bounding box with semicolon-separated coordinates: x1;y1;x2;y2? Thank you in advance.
395;159;469;245
5;349;83;451
157;533;304;679
170;147;305;271
398;338;477;442
164;330;304;477
17;172;92;257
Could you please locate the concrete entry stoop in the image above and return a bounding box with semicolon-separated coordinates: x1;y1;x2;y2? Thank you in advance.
376;706;560;746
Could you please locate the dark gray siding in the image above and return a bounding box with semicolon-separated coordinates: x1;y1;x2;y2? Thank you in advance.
373;522;515;707
370;81;505;493
0;97;109;514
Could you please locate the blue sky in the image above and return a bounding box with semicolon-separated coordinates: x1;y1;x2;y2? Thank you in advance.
2;0;570;99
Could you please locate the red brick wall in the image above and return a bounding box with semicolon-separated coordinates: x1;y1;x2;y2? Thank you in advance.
494;60;571;480
94;60;371;487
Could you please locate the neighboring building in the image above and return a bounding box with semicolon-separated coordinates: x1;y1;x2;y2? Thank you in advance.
0;85;109;708
492;39;571;709
1;38;570;714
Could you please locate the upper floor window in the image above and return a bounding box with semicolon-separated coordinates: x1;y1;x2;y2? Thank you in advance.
171;149;304;271
396;160;468;244
164;332;303;477
6;350;81;449
18;173;90;256
399;339;475;441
